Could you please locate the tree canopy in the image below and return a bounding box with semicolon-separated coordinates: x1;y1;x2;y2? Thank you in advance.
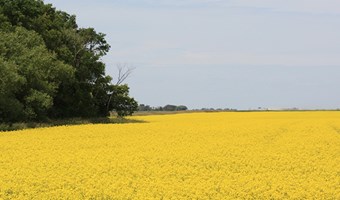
0;0;137;122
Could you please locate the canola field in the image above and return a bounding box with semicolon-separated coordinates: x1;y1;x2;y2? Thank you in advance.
0;112;340;199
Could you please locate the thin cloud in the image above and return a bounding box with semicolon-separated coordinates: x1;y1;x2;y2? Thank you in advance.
112;0;340;14
227;0;340;15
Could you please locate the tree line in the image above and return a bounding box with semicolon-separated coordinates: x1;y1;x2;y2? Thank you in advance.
138;104;188;112
0;0;138;123
138;104;238;112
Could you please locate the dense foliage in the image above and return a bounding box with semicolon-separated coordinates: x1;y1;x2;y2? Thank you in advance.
0;0;137;122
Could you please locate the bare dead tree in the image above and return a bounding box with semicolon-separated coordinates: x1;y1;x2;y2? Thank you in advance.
106;63;135;114
115;63;135;85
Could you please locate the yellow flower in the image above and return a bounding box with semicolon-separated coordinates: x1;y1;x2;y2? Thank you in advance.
0;112;339;199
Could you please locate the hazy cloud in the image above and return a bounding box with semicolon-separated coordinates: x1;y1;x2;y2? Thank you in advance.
96;0;340;14
227;0;340;14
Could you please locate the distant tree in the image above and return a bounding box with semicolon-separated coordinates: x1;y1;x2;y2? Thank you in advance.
136;104;189;112
176;105;188;111
163;105;177;111
138;104;145;111
154;106;163;111
138;104;152;111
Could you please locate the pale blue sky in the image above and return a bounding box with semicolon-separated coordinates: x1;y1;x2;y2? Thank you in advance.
45;0;340;109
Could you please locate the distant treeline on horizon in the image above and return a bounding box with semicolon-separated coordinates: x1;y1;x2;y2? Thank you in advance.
138;104;238;112
138;104;340;112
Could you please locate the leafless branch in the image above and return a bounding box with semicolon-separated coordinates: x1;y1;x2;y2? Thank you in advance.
115;63;135;85
106;63;135;113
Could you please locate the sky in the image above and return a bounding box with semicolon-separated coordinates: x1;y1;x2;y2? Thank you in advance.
45;0;340;109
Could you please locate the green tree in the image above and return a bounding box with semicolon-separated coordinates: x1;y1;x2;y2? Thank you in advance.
0;0;138;122
163;105;177;111
0;58;25;122
53;28;112;117
108;85;138;117
0;27;74;121
176;105;188;111
138;104;152;111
